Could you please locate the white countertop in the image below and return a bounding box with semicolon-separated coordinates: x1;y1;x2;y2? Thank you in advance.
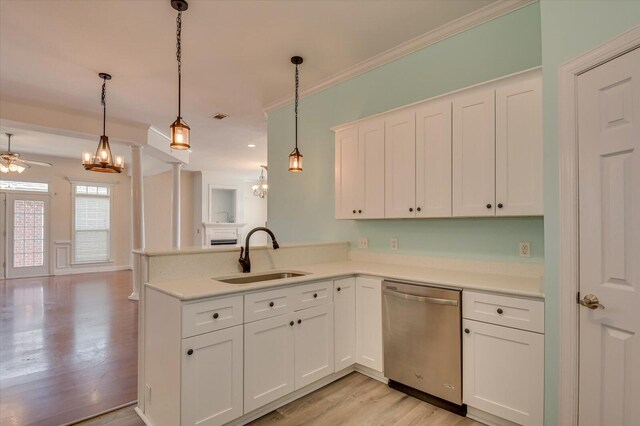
146;259;544;301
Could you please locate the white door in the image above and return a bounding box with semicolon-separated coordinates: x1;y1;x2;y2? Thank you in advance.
385;110;416;218
462;319;544;426
577;47;640;425
294;304;334;389
452;90;495;217
355;277;383;372
244;314;295;413
334;278;356;371
6;193;49;278
415;99;452;218
360;118;385;219
495;76;543;216
0;193;5;279
181;325;243;426
335;126;361;219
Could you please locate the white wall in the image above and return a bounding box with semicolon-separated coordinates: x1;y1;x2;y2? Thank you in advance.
144;170;195;250
1;153;132;274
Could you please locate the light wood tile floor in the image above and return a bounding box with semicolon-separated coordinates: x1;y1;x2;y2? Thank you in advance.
76;372;482;426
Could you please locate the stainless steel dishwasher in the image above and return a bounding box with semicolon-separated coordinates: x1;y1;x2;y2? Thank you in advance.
382;280;463;412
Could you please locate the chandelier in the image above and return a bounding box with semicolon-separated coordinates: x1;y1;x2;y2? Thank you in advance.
252;165;268;198
82;73;124;173
169;0;190;150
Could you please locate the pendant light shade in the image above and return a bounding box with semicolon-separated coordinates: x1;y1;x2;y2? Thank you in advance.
169;0;190;150
82;73;124;173
288;56;304;172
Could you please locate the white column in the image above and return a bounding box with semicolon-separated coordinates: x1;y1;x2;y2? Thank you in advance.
129;145;145;301
171;162;182;249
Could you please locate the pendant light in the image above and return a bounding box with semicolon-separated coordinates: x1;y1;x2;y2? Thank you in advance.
169;0;190;150
82;73;124;173
288;56;303;172
252;165;268;198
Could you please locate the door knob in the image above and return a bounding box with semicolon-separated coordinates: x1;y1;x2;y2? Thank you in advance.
579;293;605;310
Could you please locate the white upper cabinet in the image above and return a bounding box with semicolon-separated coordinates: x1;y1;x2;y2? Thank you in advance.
452;90;496;217
335;119;384;219
384;110;416;218
495;77;543;216
415;100;452;217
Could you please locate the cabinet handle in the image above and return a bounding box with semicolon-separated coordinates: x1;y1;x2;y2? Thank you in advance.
353;210;356;214
213;312;219;319
409;207;413;212
497;308;504;314
337;287;341;292
298;319;302;324
497;203;503;209
486;204;492;209
464;328;470;334
269;301;274;308
187;349;194;355
417;207;421;212
290;321;294;326
358;209;362;214
313;293;318;298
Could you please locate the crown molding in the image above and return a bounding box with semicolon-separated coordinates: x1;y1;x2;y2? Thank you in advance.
263;0;537;113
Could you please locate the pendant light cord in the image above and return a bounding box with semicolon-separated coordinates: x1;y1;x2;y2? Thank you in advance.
101;77;107;136
176;10;182;118
294;63;299;150
7;134;11;152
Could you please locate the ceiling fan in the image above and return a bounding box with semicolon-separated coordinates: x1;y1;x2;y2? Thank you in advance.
1;133;52;174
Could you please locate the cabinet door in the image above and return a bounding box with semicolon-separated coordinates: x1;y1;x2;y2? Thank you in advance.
181;325;243;426
355;277;383;372
333;278;356;371
359;118;385;218
294;304;335;389
463;319;544;426
415;100;452;218
335;126;362;219
452;90;495;217
244;314;295;413
385;110;416;218
496;77;543;216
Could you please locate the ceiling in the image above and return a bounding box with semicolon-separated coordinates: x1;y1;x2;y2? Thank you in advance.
0;0;497;177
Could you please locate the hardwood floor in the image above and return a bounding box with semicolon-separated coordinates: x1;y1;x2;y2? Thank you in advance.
78;372;482;426
0;271;137;426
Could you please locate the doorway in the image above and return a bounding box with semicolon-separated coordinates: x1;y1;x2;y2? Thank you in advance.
559;27;640;425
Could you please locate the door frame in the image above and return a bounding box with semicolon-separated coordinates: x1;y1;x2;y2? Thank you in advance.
558;25;640;426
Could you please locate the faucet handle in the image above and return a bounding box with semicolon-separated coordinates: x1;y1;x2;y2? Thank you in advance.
239;247;244;259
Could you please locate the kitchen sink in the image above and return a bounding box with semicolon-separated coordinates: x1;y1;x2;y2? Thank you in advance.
215;271;308;284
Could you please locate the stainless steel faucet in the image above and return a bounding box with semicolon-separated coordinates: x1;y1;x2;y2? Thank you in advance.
239;227;279;273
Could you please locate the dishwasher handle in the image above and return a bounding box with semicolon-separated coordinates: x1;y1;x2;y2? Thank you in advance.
383;288;459;306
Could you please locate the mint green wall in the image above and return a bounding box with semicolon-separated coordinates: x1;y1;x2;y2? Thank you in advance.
540;1;640;424
267;3;543;263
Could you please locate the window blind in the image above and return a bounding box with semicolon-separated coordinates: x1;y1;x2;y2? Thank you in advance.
74;185;110;263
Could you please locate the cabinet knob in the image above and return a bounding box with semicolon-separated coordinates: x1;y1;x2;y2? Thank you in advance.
409;207;413;212
269;301;274;308
353;210;356;214
213;312;219;319
297;319;302;324
313;293;318;298
417;207;421;212
290;321;294;326
187;349;194;355
497;308;504;314
464;328;470;334
486;203;492;209
497;203;503;209
358;210;362;214
337;287;341;292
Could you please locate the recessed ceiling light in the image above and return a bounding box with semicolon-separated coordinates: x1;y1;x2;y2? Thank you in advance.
247;144;256;148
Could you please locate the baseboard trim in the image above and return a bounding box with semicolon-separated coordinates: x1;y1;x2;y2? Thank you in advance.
61;400;137;426
53;264;133;276
134;406;152;426
466;406;520;426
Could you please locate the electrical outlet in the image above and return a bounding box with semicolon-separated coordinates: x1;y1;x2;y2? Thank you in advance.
519;241;531;258
359;237;368;249
390;238;398;251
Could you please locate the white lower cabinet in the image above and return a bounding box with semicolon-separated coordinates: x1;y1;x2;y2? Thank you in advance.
462;292;545;426
333;277;356;371
181;325;244;426
294;304;334;389
355;277;383;372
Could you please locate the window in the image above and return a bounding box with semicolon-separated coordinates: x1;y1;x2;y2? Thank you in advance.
73;183;111;263
0;180;49;192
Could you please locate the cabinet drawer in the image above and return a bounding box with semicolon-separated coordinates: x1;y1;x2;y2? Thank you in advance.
293;281;333;311
244;287;293;322
462;291;544;333
182;295;243;338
